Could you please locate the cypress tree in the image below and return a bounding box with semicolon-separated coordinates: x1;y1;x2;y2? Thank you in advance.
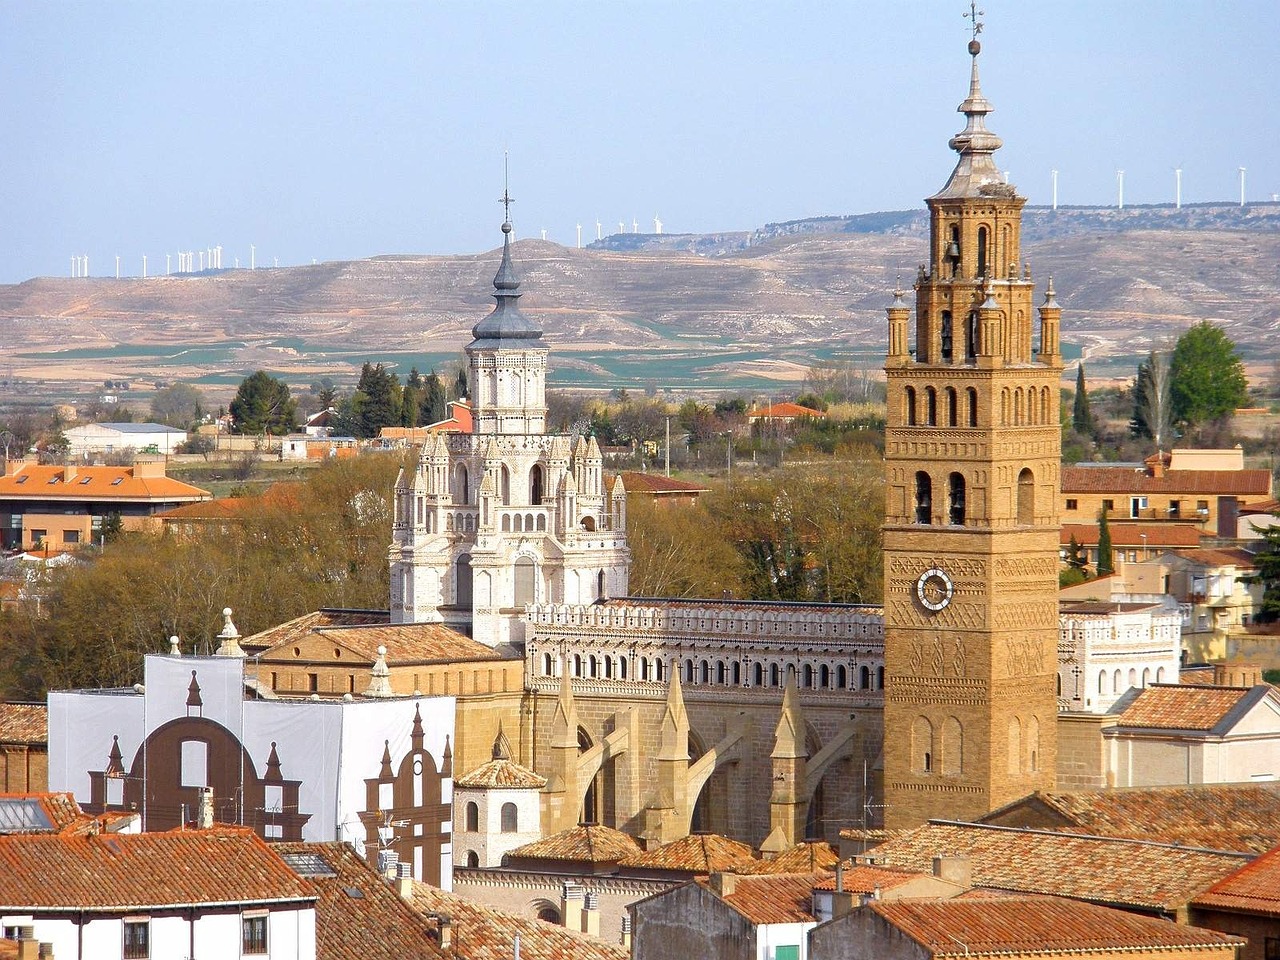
1072;363;1094;435
1096;506;1115;576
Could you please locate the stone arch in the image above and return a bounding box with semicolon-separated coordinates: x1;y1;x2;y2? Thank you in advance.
912;716;934;775
500;801;518;832
1027;715;1040;773
925;387;938;426
905;386;918;426
915;471;933;524
1113;668;1122;694
1017;468;1034;525
1001;387;1010;425
531;900;561;925
948;472;966;526
466;850;479;868
967;387;978;426
529;464;545;505
1007;717;1022;775
455;555;473;607
453;463;470;504
945;386;958;427
577;727;601;824
465;801;479;831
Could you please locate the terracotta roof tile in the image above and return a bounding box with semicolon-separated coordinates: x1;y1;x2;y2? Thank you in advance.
614;472;710;495
812;863;927;893
0;464;210;502
272;842;444;960
1180;666;1217;684
1172;547;1258;568
749;402;826;420
454;758;547;790
737;841;839;875
1193;842;1280;915
0;793;82;833
0;703;46;745
509;824;641;864
1113;683;1256;730
247;610;505;665
1058;522;1202;548
242;608;389;650
619;833;756;874
871;895;1242;957
704;873;819;924
0;827;314;911
1062;466;1272;496
858;822;1249;912
157;482;302;520
982;785;1280;854
406;881;627;960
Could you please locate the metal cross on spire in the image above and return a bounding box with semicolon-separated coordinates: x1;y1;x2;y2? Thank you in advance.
964;1;984;41
500;152;514;224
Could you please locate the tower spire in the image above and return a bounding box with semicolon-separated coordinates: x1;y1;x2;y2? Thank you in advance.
470;159;542;345
933;10;1008;200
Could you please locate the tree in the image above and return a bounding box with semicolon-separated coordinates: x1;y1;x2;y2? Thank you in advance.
1065;534;1088;577
1169;321;1248;430
1244;516;1280;623
1130;351;1173;449
1096;506;1114;576
1072;364;1094;436
352;363;402;438
150;383;204;428
452;365;469;401
230;372;297;435
402;369;425;428
420;372;447;426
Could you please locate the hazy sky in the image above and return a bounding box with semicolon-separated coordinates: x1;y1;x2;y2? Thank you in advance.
2;1;1277;284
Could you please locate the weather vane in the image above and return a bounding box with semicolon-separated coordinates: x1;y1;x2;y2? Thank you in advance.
500;151;514;223
964;1;984;41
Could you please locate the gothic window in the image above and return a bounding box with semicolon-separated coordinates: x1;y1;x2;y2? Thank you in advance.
837;665;847;689
1027;716;1040;773
455;464;470;504
946;387;958;426
733;662;742;685
860;665;870;689
597;570;607;599
604;657;613;679
966;311;978;360
699;660;710;684
1113;669;1121;694
466;851;479;868
589;656;599;678
947;223;961;278
542;653;553;676
1007;717;1021;775
655;659;665;682
802;664;813;688
915;472;933;525
1128;667;1137;688
716;661;727;685
770;664;781;688
1014;388;1024;425
455;554;474;608
1017;469;1034;525
941;311;953;361
500;802;518;833
1098;671;1106;694
941;717;963;777
619;657;627;680
685;659;695;683
1001;388;1010;425
465;801;479;832
582;515;597;532
967;388;978;426
754;663;764;686
906;386;918;426
925;387;938;426
1042;386;1052;425
529;464;544;505
502;514;511;532
877;666;885;689
514;558;535;607
819;664;830;688
574;654;583;677
948;473;966;526
1142;667;1150;687
977;226;989;278
1156;666;1165;682
499;466;511;506
639;657;650;681
912;716;934;775
537;514;547;531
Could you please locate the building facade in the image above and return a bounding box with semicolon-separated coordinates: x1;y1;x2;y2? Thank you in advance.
388;217;629;647
881;34;1063;827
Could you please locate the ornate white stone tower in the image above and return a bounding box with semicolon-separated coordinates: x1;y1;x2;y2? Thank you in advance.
388;207;630;647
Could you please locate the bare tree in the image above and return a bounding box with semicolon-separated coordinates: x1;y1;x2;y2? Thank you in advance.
1131;350;1173;450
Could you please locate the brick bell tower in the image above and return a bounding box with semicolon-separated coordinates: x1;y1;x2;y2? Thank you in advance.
881;23;1063;829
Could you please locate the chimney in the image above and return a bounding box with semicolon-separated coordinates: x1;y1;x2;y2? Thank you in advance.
63;463;77;482
396;875;414;900
620;915;633;951
708;871;738;897
932;855;972;888
582;890;601;937
435;916;453;951
132;457;166;479
3;458;32;477
561;881;584;932
196;786;214;829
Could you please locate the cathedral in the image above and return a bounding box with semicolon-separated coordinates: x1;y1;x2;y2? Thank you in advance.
380;28;1065;844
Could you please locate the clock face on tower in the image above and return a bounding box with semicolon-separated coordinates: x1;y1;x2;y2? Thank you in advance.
916;567;954;612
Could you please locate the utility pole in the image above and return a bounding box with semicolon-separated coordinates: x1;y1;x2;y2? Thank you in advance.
664;416;671;477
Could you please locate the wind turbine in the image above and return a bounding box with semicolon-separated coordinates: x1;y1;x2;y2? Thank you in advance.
1116;169;1124;210
1174;167;1182;209
653;215;663;234
1051;169;1058;211
251;244;256;270
540;228;547;241
618;220;625;234
596;219;602;241
632;218;638;233
115;255;120;279
142;254;147;278
576;224;582;249
1239;167;1246;207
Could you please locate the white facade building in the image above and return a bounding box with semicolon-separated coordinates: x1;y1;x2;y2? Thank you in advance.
1057;600;1182;713
389;219;629;647
64;422;188;456
452;726;546;868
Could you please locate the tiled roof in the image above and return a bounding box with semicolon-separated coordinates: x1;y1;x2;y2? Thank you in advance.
749;402;826;420
1059;522;1202;548
454;758;547;790
599;596;881;616
981;785;1280;854
0;464;210;502
0;793;82;833
857;821;1249;912
1112;683;1257;731
1061;465;1272;496
306;623;505;666
1193;842;1280;916
871;895;1242;957
1180;666;1217;684
0;703;46;745
1172;547;1258;568
1242;498;1280;515
406;879;628;960
737;841;839;875
509;824;641;863
704;873;819;925
615;472;710;495
157;482;302;520
0;827;314;911
813;862;927;893
242;608;389;650
272;842;444;960
619;833;756;874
